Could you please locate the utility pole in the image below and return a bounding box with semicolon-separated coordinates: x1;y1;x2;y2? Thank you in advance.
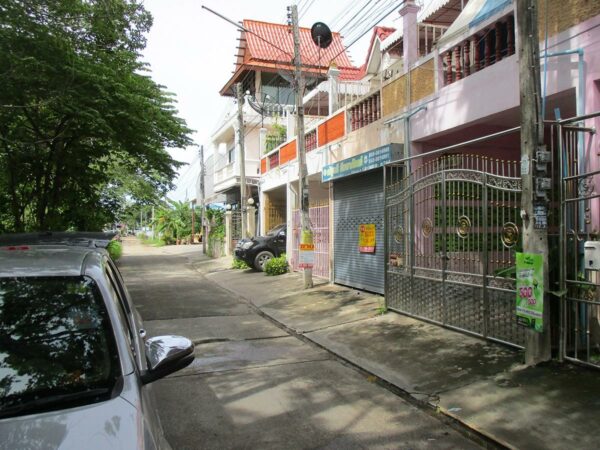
291;4;313;288
517;0;551;364
199;144;207;254
236;83;248;239
191;200;195;242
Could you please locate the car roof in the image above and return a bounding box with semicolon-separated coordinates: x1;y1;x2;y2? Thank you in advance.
0;231;117;249
0;244;106;278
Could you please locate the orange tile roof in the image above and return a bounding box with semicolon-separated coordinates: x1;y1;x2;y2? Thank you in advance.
355;26;397;79
220;19;360;95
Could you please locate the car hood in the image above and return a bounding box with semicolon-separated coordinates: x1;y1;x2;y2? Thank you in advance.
237;236;268;246
0;395;139;450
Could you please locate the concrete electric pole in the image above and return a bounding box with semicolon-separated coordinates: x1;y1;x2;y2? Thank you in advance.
517;0;551;364
290;4;313;288
236;83;248;239
199;144;206;254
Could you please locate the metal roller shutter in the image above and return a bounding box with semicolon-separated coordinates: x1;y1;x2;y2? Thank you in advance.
333;170;384;293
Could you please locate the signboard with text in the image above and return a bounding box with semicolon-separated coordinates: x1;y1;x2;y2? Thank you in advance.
298;230;314;269
322;144;402;182
516;252;544;332
358;224;376;253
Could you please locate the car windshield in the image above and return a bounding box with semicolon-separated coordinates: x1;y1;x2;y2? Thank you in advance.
266;224;285;236
0;276;121;418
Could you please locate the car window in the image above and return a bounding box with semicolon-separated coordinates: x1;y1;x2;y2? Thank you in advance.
104;268;136;353
0;276;121;419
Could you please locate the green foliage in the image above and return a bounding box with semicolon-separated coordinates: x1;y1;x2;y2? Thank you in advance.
151;200;192;243
206;207;225;241
264;254;288;276
0;0;192;232
107;240;123;261
376;298;388;315
232;258;250;269
265;121;287;154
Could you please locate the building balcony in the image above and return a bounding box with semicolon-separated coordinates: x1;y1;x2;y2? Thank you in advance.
441;13;515;86
213;159;261;194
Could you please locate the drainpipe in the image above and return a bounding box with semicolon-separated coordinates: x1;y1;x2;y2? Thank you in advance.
383;104;428;175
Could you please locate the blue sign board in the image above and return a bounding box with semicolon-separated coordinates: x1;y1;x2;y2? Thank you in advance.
322;144;402;182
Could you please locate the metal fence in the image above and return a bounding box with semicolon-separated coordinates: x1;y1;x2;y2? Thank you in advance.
556;111;600;368
231;210;242;241
385;148;527;348
291;203;330;279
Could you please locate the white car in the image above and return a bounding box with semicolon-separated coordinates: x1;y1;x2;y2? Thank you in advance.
0;234;193;449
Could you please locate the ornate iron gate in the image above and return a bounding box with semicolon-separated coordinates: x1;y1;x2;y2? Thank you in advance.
557;111;600;368
291;203;330;279
385;153;527;348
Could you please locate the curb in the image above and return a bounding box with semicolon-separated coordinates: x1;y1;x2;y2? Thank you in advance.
196;257;511;450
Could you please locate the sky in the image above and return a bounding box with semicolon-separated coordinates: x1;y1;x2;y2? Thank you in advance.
140;0;403;200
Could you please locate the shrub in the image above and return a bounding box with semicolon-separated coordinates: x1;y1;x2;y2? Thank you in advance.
264;254;288;276
107;240;123;261
232;258;250;269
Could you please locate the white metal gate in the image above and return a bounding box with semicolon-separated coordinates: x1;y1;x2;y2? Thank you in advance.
557;111;600;368
291;204;330;279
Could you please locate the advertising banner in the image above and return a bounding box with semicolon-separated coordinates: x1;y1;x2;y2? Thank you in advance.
516;252;544;332
299;230;314;269
358;224;376;253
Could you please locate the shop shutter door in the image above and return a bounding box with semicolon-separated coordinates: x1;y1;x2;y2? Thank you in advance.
333;170;384;293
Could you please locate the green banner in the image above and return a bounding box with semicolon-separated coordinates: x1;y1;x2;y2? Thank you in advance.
516;252;544;332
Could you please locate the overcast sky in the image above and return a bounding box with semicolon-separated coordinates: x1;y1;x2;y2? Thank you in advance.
141;0;402;199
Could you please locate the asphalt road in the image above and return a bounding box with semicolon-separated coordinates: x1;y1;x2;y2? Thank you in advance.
119;240;482;450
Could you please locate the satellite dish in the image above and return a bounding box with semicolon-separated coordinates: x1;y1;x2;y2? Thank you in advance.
311;22;333;49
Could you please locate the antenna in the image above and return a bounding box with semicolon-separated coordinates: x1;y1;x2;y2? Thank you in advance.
310;22;333;49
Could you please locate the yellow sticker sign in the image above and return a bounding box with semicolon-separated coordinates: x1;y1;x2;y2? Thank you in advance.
358;224;376;253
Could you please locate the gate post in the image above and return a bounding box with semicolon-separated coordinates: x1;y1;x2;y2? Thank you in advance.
482;172;490;338
246;205;256;238
441;169;448;325
225;210;232;256
558;123;566;362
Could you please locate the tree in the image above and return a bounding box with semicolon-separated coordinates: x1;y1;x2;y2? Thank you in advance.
151;200;192;243
0;0;193;232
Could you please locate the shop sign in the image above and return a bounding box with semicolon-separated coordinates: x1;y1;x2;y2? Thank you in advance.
516;252;544;332
299;230;314;269
358;224;376;253
322;144;401;182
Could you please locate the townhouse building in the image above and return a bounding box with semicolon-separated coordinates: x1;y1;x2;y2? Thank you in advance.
218;0;600;366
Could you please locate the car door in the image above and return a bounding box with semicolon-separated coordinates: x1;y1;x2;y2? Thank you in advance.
104;261;167;449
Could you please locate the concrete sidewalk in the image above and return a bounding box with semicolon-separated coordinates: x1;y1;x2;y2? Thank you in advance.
192;252;599;450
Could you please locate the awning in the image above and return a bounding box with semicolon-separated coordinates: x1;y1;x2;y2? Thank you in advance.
437;0;513;50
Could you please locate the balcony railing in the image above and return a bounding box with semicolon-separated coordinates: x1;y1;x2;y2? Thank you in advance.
418;23;449;58
305;129;317;153
349;91;381;132
443;14;515;86
268;151;279;169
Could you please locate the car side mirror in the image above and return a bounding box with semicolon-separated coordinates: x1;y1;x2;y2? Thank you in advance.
278;231;286;238
140;335;194;385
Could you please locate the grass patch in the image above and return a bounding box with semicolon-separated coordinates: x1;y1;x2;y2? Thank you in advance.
140;237;165;247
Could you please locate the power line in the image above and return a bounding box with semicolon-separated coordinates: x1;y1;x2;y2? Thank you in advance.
327;0;402;65
202;5;294;60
